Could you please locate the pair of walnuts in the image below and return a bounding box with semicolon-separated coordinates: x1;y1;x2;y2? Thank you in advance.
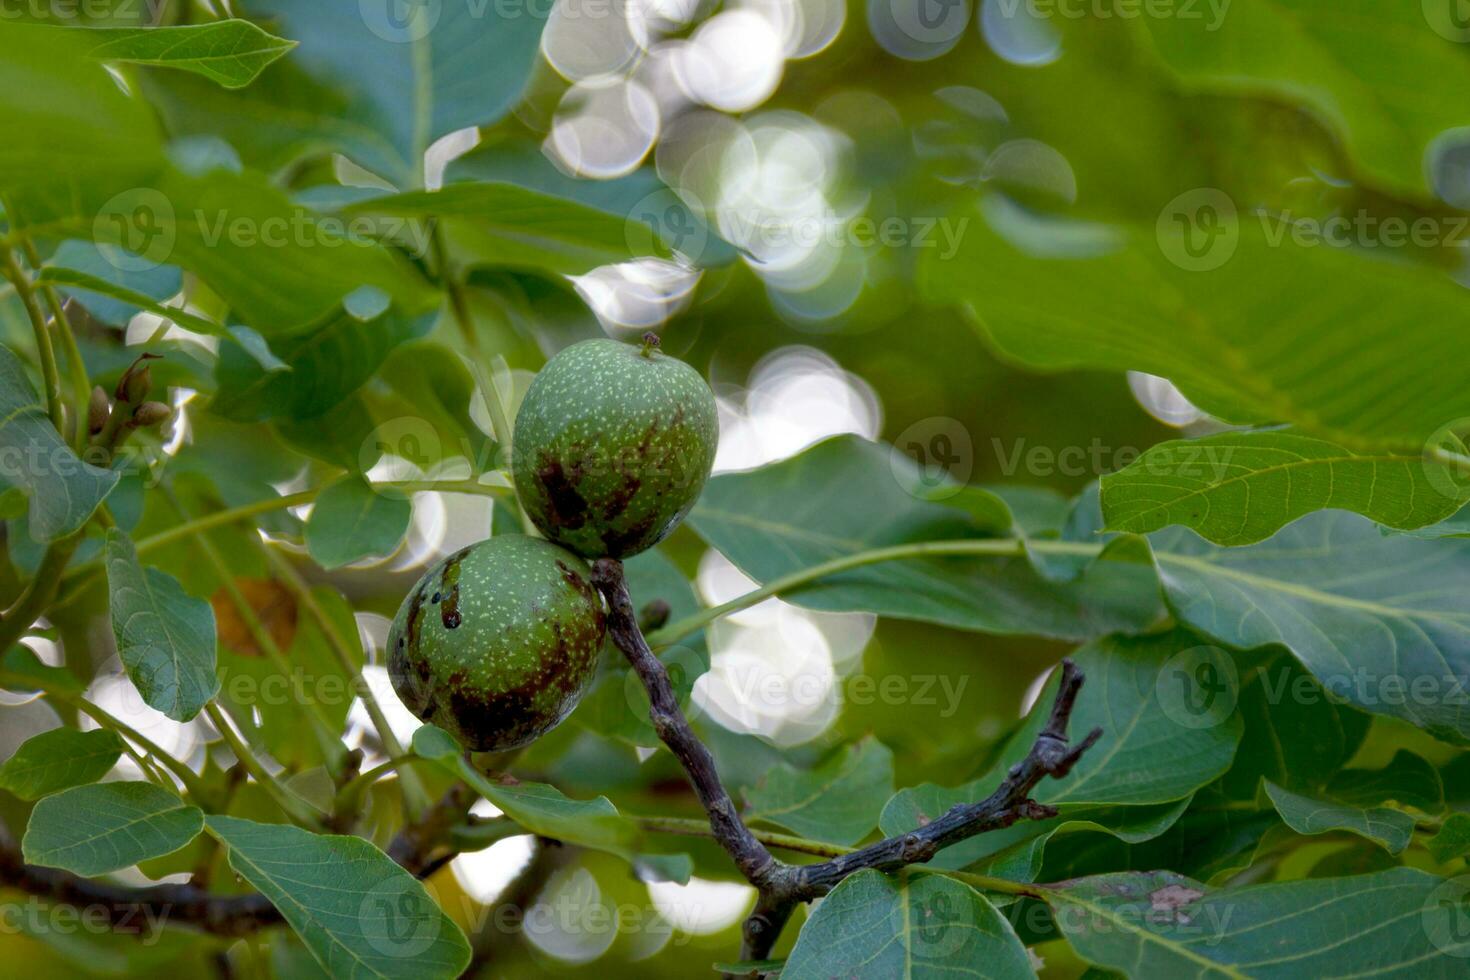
387;339;718;751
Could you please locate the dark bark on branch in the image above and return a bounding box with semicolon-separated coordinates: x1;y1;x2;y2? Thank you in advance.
592;558;780;889
591;557;1101;975
0;785;472;940
788;659;1100;900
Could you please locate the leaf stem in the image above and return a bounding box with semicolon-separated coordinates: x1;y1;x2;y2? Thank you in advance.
60;478;512;586
203;702;323;829
0;242;62;431
0;537;84;655
634;815;852;859
334;754;439;817
646;538;1103;647
0;666;214;802
632;816;1035;896
166;486;347;772
17;235;91;452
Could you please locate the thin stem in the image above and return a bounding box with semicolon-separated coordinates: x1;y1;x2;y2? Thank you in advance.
0;537;84;655
163;485;346;770
203;702;323;829
593;559;780;887
1;244;62;430
14;676;214;801
647;538;1102;648
635;816;853;859
17;234;91;452
334;754;439;818
262;548;433;818
60;478;511;585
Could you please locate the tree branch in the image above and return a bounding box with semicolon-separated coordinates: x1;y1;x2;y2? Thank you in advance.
0;785;472;940
787;659;1100;900
591;558;781;888
591;557;1101;974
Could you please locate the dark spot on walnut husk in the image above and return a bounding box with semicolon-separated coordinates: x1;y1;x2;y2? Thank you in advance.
404;583;429;649
447;660;590;751
439;548;469;630
555;559;602;610
601;510;661;557
535;455;590;531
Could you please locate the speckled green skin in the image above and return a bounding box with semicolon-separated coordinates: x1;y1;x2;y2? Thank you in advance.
512;339;719;559
387;535;606;752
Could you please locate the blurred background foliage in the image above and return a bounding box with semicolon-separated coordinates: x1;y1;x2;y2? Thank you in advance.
1;0;1468;975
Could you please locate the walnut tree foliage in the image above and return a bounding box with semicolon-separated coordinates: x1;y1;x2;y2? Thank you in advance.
0;2;1469;978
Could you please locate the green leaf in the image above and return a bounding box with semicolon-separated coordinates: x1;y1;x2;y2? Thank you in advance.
148;0;549;184
880;632;1240;874
340;182;657;276
449;756;648;863
921;214;1470;451
206;815;470;980
0;644;83;698
37;265;223;336
1406;504;1470;540
0;343;118;541
1328;750;1445;812
48;239;182;326
77;165;437;331
23;782;204;875
783;870;1034;980
1149;511;1470;743
0;21;159;188
1263;780;1415;855
0;728;124;800
1042;785;1280;885
211;307;434;420
1101;431;1467;545
1428;812;1470;864
1139;2;1470;198
79;21;296;88
0;23;433;331
105;528;220;722
303;476;410;569
1220;655;1369;799
743;737;895;846
446;138;738;266
1047;867;1470;975
686;435;1163;642
996;633;1242;807
409;724;459;762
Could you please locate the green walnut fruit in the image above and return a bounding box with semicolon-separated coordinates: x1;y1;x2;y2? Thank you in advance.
387;535;606;752
512;336;718;559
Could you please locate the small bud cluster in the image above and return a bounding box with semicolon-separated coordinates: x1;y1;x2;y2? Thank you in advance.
89;354;172;462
